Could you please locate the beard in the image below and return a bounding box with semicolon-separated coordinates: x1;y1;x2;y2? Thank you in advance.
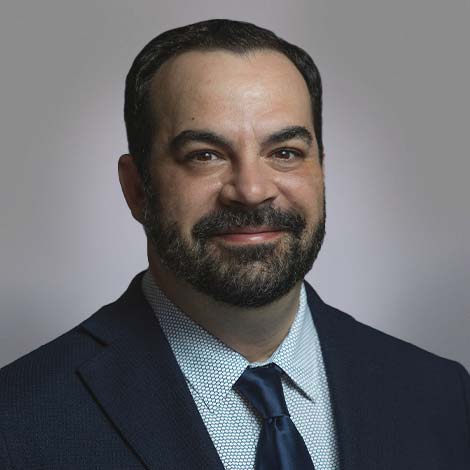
142;171;326;308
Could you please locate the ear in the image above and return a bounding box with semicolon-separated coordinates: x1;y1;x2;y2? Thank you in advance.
118;154;146;224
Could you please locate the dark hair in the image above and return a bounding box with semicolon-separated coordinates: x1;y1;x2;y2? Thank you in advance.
124;19;324;177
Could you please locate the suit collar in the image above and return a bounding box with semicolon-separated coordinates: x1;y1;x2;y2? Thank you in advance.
78;271;392;470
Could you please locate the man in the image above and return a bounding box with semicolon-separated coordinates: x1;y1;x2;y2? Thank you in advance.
0;18;469;470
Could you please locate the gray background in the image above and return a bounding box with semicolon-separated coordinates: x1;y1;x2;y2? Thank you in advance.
1;0;468;370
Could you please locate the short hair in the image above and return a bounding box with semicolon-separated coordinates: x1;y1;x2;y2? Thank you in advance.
124;19;324;177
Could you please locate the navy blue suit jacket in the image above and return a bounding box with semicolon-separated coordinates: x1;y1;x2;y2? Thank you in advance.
1;271;469;469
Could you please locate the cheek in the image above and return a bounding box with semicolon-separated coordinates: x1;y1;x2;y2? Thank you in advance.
157;172;218;232
276;169;324;218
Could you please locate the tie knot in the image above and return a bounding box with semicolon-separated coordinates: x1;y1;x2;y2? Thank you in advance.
233;363;290;420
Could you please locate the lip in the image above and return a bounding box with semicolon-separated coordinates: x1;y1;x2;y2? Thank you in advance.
214;226;282;235
212;228;285;244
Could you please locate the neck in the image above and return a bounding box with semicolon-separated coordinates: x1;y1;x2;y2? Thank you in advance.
147;248;302;363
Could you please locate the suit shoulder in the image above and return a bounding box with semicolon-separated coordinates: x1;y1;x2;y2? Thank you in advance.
0;318;101;405
0;271;146;405
322;301;465;371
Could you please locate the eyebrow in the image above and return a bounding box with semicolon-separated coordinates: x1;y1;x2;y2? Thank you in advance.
168;125;314;154
169;130;231;153
262;126;313;148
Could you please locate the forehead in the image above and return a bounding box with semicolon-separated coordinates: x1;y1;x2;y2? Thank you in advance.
149;49;314;139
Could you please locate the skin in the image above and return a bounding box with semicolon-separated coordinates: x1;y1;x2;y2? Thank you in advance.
118;50;325;362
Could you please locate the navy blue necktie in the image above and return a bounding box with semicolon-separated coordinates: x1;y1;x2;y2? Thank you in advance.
233;363;315;470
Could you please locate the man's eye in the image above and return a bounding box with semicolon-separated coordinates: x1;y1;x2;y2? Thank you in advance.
186;151;219;163
271;149;302;161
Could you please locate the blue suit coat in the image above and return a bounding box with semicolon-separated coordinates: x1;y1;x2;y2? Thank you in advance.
1;271;469;469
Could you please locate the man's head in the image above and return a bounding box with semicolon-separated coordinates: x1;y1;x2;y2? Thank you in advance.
119;19;326;308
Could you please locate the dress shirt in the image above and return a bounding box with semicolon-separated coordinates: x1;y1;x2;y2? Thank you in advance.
142;269;339;470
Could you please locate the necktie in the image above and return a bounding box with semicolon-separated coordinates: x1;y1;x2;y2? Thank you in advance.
233;363;315;470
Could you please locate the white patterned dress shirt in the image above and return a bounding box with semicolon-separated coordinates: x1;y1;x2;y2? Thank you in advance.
142;269;339;470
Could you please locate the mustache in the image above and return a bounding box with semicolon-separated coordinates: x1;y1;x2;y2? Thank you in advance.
192;204;307;240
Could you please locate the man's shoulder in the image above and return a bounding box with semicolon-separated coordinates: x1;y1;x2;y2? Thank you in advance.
0;271;151;411
305;281;453;365
319;299;468;385
0;272;146;395
0;317;102;405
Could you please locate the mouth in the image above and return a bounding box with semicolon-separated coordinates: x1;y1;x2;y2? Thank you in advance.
212;226;285;244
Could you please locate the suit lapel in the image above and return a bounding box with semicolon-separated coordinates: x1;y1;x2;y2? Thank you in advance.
304;280;395;470
77;272;225;470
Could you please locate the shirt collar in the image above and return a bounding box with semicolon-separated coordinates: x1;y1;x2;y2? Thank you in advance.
142;269;319;412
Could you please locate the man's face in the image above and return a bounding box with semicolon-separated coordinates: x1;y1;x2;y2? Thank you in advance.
142;49;325;308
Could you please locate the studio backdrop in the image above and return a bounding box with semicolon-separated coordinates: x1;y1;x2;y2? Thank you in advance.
1;0;468;370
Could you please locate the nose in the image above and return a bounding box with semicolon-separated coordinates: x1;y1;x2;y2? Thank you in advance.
218;156;279;207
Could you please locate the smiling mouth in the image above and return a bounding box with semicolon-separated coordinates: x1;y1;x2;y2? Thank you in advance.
212;228;285;244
